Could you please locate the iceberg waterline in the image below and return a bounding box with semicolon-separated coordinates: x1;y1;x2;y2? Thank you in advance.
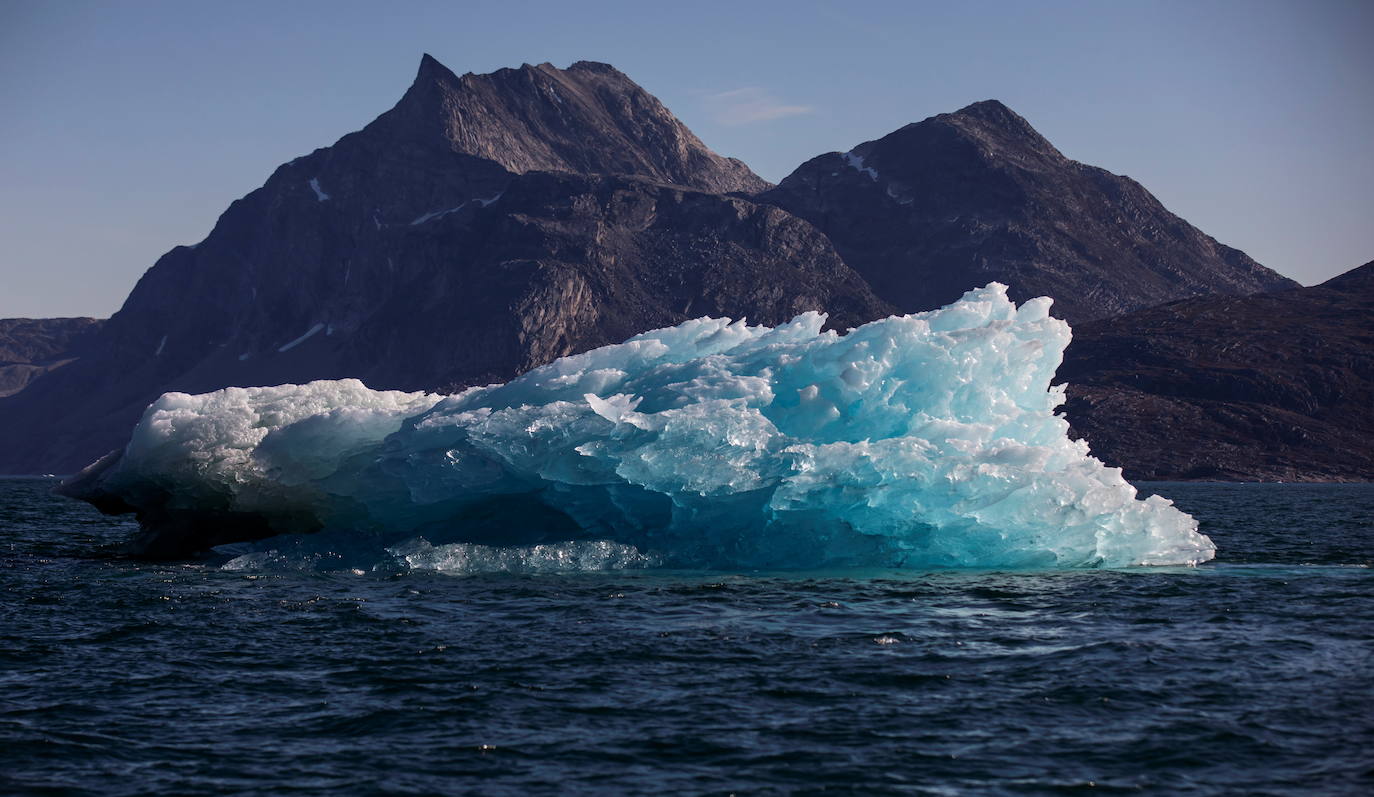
61;284;1215;569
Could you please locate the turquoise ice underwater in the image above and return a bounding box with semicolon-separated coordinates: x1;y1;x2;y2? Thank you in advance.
65;284;1214;569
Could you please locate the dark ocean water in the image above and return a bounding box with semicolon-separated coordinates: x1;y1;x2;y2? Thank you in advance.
2;478;1371;795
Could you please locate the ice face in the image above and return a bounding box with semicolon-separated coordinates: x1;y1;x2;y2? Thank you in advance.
62;284;1215;568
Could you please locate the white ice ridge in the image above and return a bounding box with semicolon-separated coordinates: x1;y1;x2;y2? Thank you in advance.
309;178;330;201
77;284;1214;569
843;150;879;181
277;323;325;352
410;193;504;225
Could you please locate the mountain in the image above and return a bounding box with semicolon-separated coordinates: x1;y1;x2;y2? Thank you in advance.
392;55;770;194
1;60;1328;480
0;57;884;475
1059;261;1374;481
0;317;103;398
759;100;1297;323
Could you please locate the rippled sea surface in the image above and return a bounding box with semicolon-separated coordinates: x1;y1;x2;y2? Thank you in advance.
2;478;1371;795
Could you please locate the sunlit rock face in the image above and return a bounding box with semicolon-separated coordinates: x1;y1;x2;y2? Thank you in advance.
61;284;1215;568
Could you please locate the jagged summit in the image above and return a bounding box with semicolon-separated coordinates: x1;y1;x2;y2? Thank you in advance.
947;99;1035;130
847;99;1065;179
940;99;1064;163
762;100;1296;323
953;98;1015;117
566;60;621;74
415;52;454;79
381;54;767;194
0;55;866;473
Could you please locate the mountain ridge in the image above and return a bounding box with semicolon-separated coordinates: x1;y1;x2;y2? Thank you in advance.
760;99;1296;323
0;317;104;399
0;56;1329;479
1060;259;1374;481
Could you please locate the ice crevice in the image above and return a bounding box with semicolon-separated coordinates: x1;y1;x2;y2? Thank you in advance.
59;284;1215;569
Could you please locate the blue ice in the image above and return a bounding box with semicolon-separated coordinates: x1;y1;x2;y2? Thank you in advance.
64;284;1215;569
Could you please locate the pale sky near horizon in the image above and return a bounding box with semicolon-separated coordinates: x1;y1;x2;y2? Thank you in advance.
2;0;1371;319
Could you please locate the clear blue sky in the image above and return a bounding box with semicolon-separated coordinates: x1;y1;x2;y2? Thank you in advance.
2;0;1371;318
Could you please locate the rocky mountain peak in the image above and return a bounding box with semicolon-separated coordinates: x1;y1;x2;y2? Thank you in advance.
950;98;1017;121
565;60;622;74
898;99;1068;174
945;99;1045;138
415;52;456;80
382;54;767;194
762;100;1296;323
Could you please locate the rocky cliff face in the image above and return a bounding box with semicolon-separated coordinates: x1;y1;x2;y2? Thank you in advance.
1059;261;1374;481
0;57;881;474
0;317;103;398
760;100;1296;323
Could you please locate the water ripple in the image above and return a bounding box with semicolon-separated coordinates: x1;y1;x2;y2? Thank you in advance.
1;478;1371;794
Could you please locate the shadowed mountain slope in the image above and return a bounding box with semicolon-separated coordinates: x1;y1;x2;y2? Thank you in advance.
760;100;1296;324
0;317;104;399
1059;261;1374;481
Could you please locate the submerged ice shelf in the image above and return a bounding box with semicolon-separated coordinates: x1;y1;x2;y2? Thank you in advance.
61;284;1215;568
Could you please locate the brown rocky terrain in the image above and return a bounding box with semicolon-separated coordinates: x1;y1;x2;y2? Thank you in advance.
1059;261;1374;481
0;317;103;399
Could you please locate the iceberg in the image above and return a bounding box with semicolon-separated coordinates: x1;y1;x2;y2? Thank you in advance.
60;284;1215;568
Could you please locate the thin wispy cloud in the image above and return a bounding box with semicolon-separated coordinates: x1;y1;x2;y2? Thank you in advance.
701;87;814;126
